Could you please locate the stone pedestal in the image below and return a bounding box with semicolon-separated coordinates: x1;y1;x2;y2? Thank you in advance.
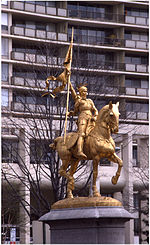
39;198;133;244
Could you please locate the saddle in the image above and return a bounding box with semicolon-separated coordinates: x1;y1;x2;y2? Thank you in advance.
66;118;95;150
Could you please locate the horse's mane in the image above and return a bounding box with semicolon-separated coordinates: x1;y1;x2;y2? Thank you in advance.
96;104;109;123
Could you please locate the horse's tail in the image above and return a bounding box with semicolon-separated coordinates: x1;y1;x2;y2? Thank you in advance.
49;136;62;150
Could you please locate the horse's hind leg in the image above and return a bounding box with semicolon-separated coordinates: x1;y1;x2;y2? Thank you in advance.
93;159;101;197
59;159;70;181
110;153;123;185
59;159;79;198
67;159;79;198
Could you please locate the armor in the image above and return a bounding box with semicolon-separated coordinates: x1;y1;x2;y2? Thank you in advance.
68;84;98;159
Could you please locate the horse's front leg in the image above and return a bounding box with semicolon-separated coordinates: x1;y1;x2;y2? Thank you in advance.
67;160;79;198
109;153;123;185
92;159;101;197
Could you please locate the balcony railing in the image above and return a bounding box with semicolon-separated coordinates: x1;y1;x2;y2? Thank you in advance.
11;51;58;65
9;1;149;26
72;60;125;71
11;26;148;50
11;76;46;88
125;87;149;97
69;35;124;47
11;101;47;113
11;101;149;121
10;1;67;16
11;51;149;73
126;111;149;120
89;84;149;97
11;76;149;99
11;101;65;115
69;35;148;50
68;9;148;26
68;10;124;23
125;15;149;26
125;63;148;73
119;110;149;121
11;26;67;41
125;39;149;50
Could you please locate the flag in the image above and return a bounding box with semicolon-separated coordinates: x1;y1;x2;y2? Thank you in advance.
43;32;73;98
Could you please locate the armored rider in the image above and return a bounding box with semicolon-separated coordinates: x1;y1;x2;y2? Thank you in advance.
68;83;98;159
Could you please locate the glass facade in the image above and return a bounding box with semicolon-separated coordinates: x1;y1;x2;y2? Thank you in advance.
1;12;8;30
2;89;9;107
2;139;19;163
126;7;149;17
1;38;9;56
125;79;149;88
2;63;9;82
125;31;148;42
126;102;149;113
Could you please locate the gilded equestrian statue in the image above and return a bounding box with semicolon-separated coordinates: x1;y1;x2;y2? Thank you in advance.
50;84;123;198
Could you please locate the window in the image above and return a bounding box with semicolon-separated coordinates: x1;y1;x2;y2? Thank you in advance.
141;80;149;89
1;0;7;5
1;13;8;30
125;56;148;65
26;21;36;30
36;23;46;31
1;38;9;56
46;1;56;7
26;96;36;104
14;94;25;104
26;1;35;4
2;139;19;163
125;32;132;40
125;31;148;42
13;20;25;28
133;192;140;236
126;102;149;113
126;7;148;18
134;219;140;236
125;79;148;89
14;93;47;106
36;1;45;6
2;63;9;81
133;141;138;166
46;23;56;32
30;140;52;164
140;104;149;113
2;89;9;107
140;34;148;41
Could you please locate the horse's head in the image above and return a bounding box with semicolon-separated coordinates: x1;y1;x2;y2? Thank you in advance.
96;101;120;134
108;101;120;134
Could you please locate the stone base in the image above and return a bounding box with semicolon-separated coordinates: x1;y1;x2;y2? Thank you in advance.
40;199;133;244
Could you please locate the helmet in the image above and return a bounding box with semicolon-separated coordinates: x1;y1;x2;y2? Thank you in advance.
78;85;87;93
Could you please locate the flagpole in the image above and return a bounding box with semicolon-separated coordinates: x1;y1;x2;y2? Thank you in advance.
64;28;74;144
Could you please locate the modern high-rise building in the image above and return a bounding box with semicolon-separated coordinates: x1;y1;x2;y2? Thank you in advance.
1;1;149;244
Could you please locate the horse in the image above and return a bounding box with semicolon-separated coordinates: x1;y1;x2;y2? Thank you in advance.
50;101;123;198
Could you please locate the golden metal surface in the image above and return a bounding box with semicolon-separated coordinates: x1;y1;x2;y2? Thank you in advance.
51;196;122;210
50;101;123;200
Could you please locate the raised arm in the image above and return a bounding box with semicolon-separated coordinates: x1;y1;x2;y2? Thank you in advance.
69;81;77;101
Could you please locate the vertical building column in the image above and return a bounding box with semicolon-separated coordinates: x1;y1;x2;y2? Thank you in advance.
122;133;134;244
18;129;31;244
9;62;13;110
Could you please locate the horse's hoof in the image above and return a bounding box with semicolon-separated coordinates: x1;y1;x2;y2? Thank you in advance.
112;176;117;185
93;192;101;197
67;194;74;198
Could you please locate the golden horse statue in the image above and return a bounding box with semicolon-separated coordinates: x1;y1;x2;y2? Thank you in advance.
50;101;123;198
